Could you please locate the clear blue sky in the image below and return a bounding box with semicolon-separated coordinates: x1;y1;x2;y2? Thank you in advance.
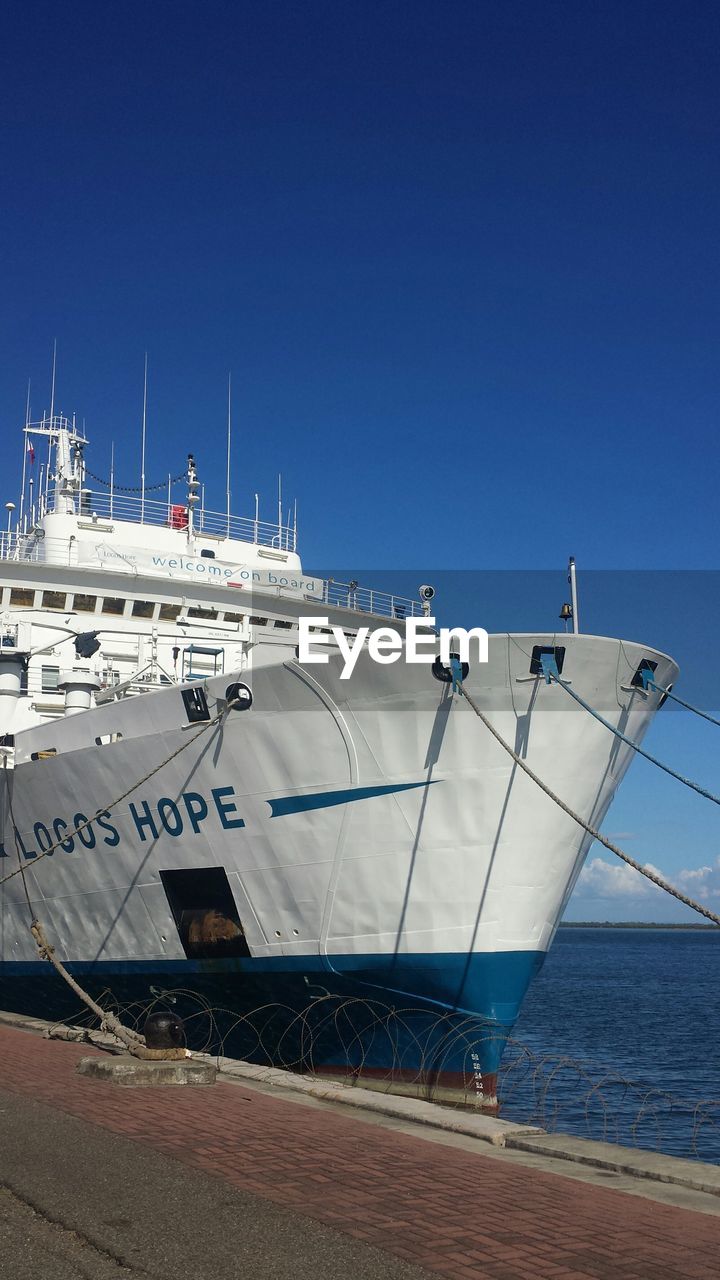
1;1;719;918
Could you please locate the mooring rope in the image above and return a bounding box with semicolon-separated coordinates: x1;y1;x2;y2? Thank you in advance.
649;681;720;730
457;684;720;927
549;676;720;808
30;921;186;1059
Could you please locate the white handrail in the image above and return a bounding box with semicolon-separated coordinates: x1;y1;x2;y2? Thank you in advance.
72;489;296;550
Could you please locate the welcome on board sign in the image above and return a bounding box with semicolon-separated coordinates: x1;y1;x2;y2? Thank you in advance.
77;541;324;598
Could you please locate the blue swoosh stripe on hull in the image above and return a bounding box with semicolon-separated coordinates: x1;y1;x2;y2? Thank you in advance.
268;780;437;817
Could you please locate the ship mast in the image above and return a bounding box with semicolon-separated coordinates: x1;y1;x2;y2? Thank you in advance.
22;416;86;521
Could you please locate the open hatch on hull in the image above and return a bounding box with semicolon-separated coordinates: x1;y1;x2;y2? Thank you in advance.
159;866;251;959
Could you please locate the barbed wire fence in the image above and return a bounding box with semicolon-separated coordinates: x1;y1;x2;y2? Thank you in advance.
42;988;720;1164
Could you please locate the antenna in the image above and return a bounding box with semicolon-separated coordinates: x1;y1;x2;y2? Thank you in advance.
110;442;115;520
49;339;57;423
254;493;259;543
186;452;199;538
226;372;232;537
44;346;54;503
140;353;148;523
19;378;31;530
277;473;282;544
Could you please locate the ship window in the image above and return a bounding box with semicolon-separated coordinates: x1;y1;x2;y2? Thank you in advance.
73;594;97;612
249;616;268;626
132;600;155;618
42;590;67;610
9;588;34;607
273;620;293;629
223;612;244;623
159;603;182;621
188;606;218;620
41;666;60;692
101;596;125;616
159;867;251;960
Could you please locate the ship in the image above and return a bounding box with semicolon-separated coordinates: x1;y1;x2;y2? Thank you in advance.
0;412;678;1107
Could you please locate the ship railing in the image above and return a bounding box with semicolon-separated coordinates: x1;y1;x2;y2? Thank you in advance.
0;532;31;563
320;579;424;618
0;533;424;621
16;490;295;551
77;489;297;551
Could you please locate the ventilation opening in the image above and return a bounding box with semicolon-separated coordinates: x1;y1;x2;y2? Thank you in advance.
181;685;211;722
631;658;657;689
159;867;251;959
529;644;566;677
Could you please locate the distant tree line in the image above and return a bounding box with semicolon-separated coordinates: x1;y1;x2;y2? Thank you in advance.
560;921;718;930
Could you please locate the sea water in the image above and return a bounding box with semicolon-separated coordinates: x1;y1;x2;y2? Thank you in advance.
502;927;720;1163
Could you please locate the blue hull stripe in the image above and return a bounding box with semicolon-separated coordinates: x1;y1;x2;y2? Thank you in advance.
0;949;545;1078
0;949;543;1023
268;780;437;817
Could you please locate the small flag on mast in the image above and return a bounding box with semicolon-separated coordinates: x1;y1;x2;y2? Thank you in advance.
27;438;35;464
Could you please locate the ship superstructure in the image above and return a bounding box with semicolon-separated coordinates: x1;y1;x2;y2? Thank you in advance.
0;414;678;1106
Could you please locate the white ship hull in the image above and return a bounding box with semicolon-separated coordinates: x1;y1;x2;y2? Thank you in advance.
0;629;677;1105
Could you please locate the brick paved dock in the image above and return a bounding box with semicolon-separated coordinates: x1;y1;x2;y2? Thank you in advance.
0;1022;719;1279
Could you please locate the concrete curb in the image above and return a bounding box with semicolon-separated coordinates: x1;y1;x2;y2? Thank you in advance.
210;1054;543;1147
504;1132;720;1198
2;1008;719;1195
